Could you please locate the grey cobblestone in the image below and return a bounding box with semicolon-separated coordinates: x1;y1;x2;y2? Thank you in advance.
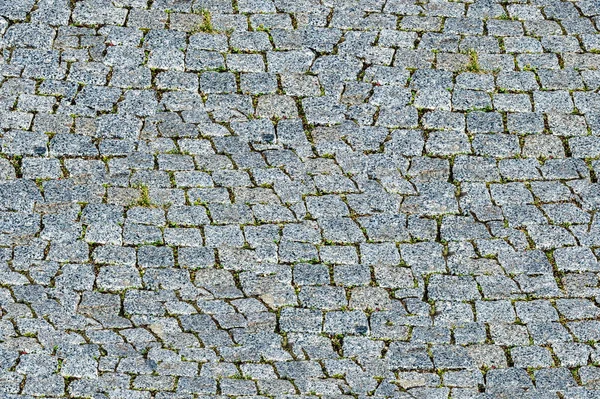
0;1;597;397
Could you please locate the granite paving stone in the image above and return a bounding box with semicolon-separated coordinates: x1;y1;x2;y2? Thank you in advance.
0;0;598;396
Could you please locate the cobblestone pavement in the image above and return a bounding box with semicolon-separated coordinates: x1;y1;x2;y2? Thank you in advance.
1;0;600;398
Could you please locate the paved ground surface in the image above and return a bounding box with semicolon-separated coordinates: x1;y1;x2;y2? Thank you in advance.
0;0;600;398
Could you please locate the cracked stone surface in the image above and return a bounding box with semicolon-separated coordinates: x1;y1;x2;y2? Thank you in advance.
0;0;599;398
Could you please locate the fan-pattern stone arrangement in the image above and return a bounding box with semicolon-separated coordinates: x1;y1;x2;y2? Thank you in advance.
0;0;600;397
